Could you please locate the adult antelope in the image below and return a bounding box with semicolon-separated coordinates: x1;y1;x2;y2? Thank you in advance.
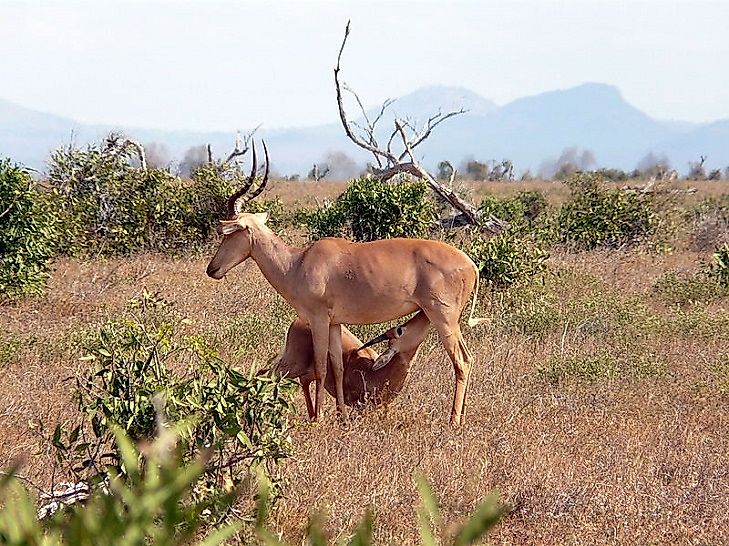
206;142;486;425
270;312;430;414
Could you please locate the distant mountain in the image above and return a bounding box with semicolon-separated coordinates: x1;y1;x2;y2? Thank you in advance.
656;120;729;172
1;84;727;176
366;85;498;123
413;83;694;171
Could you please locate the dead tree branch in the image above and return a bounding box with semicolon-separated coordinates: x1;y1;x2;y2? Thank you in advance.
333;21;499;229
223;125;261;164
103;133;147;171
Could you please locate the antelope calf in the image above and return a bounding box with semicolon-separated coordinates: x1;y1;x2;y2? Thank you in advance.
270;312;430;415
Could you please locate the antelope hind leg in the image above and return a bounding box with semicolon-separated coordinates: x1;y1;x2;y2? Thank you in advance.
300;377;315;419
328;323;347;418
309;318;331;421
432;319;473;426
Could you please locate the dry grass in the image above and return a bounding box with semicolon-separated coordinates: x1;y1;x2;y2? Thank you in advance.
2;182;729;545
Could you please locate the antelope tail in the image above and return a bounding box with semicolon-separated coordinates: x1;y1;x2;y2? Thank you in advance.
467;262;489;327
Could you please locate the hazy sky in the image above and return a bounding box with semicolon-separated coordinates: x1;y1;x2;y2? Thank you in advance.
2;0;728;132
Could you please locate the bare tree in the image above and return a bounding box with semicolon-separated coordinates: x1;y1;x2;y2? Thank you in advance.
487;159;514;181
436;160;454;181
539;147;596;180
310;151;360;181
636;152;674;180
308;163;331;181
687;155;707;180
204;127;261;166
333;21;500;229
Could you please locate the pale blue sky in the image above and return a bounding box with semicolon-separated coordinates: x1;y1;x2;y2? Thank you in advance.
2;0;728;131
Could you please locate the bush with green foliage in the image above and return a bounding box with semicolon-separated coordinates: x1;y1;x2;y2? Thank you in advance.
538;351;617;384
0;426;242;546
304;176;436;242
0;159;60;301
686;194;729;251
467;233;548;288
554;172;655;249
47;137;283;255
653;270;727;305
1;431;503;546
49;140;224;254
594;167;630;182
50;290;295;513
478;190;548;234
711;243;729;288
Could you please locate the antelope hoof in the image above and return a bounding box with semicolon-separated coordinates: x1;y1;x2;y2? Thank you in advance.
450;413;464;427
371;347;398;371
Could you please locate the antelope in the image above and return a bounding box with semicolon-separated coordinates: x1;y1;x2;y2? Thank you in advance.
269;311;431;415
206;142;486;425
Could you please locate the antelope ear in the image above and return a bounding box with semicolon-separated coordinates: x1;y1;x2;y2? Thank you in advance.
254;212;269;224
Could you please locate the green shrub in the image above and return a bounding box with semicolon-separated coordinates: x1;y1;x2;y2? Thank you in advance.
662;305;729;341
1;448;503;546
467;233;548;288
562;290;658;339
711;243;729;288
0;159;60;301
686;194;729;251
219;298;296;359
539;349;664;384
0;427;241;546
304;175;436;241
48;137;283;255
479;190;548;233
0;331;22;367
490;284;561;336
653;270;727;305
539;352;617;384
51;291;296;513
555;172;655;249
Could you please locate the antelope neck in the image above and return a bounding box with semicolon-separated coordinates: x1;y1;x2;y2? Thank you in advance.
248;225;303;303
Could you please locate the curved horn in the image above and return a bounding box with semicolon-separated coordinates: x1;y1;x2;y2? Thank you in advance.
226;141;258;217
358;331;389;351
244;140;270;203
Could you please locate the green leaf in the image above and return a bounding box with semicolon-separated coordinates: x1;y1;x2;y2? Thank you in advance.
452;493;503;546
306;513;327;546
347;508;373;546
415;474;441;546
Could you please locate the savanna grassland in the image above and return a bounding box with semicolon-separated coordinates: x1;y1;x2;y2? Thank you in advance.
2;179;729;545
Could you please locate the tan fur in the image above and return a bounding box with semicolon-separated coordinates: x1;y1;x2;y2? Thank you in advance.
271;312;430;414
206;212;484;425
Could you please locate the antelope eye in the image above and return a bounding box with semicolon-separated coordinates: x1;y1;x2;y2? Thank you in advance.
396;326;404;337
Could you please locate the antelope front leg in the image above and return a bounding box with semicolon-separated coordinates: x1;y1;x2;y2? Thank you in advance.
309;317;331;421
328;323;346;417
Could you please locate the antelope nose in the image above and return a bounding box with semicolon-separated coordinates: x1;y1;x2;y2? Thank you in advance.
206;264;220;278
